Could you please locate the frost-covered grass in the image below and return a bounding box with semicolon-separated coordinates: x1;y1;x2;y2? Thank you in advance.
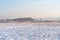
0;23;60;40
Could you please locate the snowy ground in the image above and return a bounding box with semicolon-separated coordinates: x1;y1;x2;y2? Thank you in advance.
0;23;60;40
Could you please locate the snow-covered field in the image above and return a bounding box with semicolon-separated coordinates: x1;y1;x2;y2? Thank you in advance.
0;23;60;40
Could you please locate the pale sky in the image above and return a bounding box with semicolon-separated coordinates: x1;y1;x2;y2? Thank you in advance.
0;0;60;19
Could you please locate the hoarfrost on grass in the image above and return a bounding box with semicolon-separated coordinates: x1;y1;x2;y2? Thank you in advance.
0;25;60;40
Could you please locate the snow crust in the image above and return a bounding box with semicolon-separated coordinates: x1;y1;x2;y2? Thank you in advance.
0;24;60;40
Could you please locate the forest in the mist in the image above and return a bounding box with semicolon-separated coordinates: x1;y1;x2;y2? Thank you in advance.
0;17;60;23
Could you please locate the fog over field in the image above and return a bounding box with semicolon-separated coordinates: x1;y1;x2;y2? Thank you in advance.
0;0;60;40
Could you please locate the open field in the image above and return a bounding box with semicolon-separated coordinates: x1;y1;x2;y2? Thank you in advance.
0;22;60;40
0;22;60;27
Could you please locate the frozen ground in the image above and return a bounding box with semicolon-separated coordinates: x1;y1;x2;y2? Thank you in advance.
0;23;60;40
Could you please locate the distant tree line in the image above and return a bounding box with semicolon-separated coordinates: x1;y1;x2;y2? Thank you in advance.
0;17;60;23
